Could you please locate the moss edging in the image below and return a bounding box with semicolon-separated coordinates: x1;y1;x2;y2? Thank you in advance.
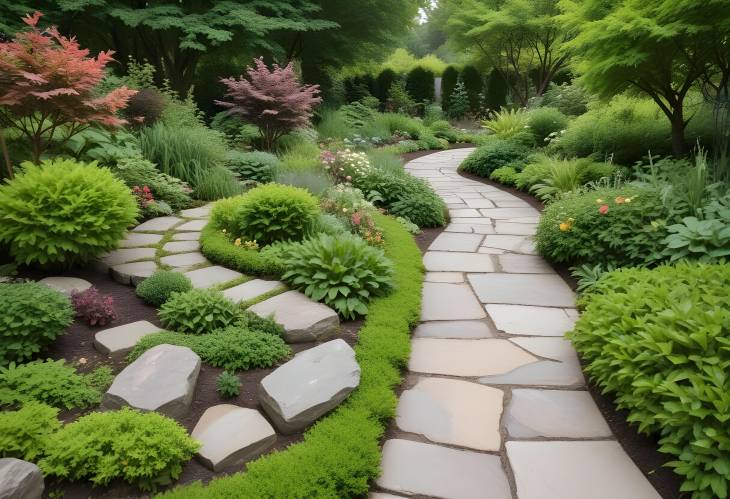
161;212;423;498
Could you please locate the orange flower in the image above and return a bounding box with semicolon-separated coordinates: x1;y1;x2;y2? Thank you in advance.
599;204;609;215
559;222;571;232
234;238;241;246
614;196;625;204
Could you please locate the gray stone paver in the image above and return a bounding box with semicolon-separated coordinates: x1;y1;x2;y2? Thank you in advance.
414;320;495;339
119;232;164;247
163;240;201;253
420;282;486;321
428;232;483;252
223;279;283;303
424;251;494;272
172;231;201;241
184;265;243;289
175;219;207;231
94;320;162;357
111;261;158;286
132;216;181;232
468;273;575;307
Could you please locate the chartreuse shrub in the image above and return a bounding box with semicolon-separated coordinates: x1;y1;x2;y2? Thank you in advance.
459;139;531;178
0;282;74;366
0;159;138;266
569;263;730;499
282;234;394;319
490;166;519;186
536;186;670;267
136;270;192;306
158;289;239;334
160;213;422;499
39;407;198;491
0;402;61;460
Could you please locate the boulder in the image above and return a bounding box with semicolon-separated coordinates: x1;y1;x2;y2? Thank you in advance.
248;291;339;343
259;339;360;433
38;276;92;295
94;320;163;358
0;458;43;499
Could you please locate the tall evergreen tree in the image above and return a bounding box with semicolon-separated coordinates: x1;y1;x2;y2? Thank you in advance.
461;65;483;113
484;69;509;112
441;65;459;111
375;69;397;107
406;66;436;104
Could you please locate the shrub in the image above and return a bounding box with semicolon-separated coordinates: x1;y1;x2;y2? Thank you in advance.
282;234;393;319
135;270;192;307
484;69;508;112
158;289;239;335
0;360;112;409
39;407;199;491
112;157;192;211
569;263;730;499
217;372;241;398
520;156;615;201
390;193;446;228
428;120;460;142
123;88;166;126
385;81;417;115
541;82;589;116
447;81;470;119
662;217;730;263
405;66;435;104
461;65;483;113
236;184;320;245
0;159;138;266
459;139;531;178
0;402;60;461
536;186;669;267
374;69;397;106
527;107;568;145
490;166;519;186
235;310;285;337
0;282;74;366
71;287;117;327
199;222;286;277
482;108;529;139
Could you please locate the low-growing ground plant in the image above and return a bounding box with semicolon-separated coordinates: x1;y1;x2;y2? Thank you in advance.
216;371;241;398
158;289;239;335
0;402;61;461
136;270;193;307
71;287;117;327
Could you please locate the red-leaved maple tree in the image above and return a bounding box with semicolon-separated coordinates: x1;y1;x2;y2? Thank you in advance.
216;58;321;150
0;12;136;176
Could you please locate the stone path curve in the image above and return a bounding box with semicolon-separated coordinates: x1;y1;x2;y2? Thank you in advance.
372;148;661;499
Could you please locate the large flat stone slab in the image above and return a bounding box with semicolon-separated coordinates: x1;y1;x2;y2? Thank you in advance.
0;458;43;499
163;240;201;253
479;207;539;219
448;208;482;218
494;222;538;235
38;276;91;295
414;320;495;339
184;266;243;289
103;344;201;418
421;283;486;321
468;273;575;307
248;290;339;343
424;271;464;283
191;405;276;471
132;216;181;232
180;206;211;218
486;304;576;336
111;261;158;286
160;252;208;268
464;198;495;208
100;248;156;267
497;254;554;274
397;377;503;451
506;389;611;438
259;339;359;433
424;251;495;272
172;232;201;241
94;320;162;357
223;279;283;303
480;235;536;253
428;233;483;252
377;439;511;499
409;338;537;377
507;441;661;499
175;219;207;231
119;232;163;248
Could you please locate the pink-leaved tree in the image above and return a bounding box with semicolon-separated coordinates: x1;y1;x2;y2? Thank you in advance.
0;12;136;175
216;58;321;150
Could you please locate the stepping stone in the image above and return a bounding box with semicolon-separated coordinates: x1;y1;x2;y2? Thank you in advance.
497;254;555;274
507;441;661;499
481;234;536;253
100;248;156;268
448;208;482;218
456;192;484;199
505;389;611;438
479;207;539;219
428;233;483;252
468;273;575;307
478;246;506;254
494;221;538;235
494;199;533;208
102;344;201;418
38;276;92;295
111;261;158;286
424;251;494;272
369;494;405;499
191;405;276;471
450;217;492;225
464;198;495;208
184;265;243;289
444;224;476;233
94;320;162;358
163;240;201;253
421;283;486;321
248;290;339;343
172;231;201;241
176;219;207;231
414;320;495;339
377;439;511;499
180;206;211;218
486;304;576;336
259;339;360;433
0;458;44;499
132;216;181;232
409;338;537;377
397;377;503;451
119;232;163;248
223;279;283;303
424;271;464;283
160;252;208;268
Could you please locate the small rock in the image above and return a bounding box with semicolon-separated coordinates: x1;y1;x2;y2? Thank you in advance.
94;320;162;358
38;276;92;295
0;458;43;499
248;291;339;343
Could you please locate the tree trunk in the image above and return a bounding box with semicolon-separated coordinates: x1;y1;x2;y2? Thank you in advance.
0;128;12;179
670;109;689;157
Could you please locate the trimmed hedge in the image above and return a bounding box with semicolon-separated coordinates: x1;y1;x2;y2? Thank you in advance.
199;221;285;277
159;213;423;498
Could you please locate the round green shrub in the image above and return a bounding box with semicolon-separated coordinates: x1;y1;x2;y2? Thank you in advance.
236;184;319;245
39;407;199;491
459;139;531;178
390;193;446;228
375;69;397;106
226;150;279;183
0;159;138;266
135;270;193;307
0;282;74;366
541;82;589;116
283;234;393;319
461;65;483;113
527;107;568;145
490;166;519;186
0;402;60;461
569;263;730;499
158;289;239;334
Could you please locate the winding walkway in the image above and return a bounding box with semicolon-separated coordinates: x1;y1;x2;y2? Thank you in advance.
372;149;661;499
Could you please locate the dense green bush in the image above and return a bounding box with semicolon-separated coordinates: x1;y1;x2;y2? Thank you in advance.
192;165;242;201
515;155;617;200
461;65;482;113
428;120;460;142
459;139;531;178
527;107;569;145
441;66;459;112
135;270;192;306
0;283;74;366
0;402;60;461
235;310;285;338
39;407;198;491
0;360;112;409
236;184;320;245
158;289;239;334
374;69;397;106
569;264;730;499
483;69;508;112
199;222;286;277
283;234;393;319
0;159;138;266
541;82;589;116
536;186;669;267
405;66;435;104
490;166;519;186
390;193;446;228
112;157;192;210
662;217;730;263
482;108;529;139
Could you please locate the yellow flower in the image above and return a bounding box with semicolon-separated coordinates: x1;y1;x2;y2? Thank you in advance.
624;197;632;203
222;229;227;234
559;222;571;232
595;198;604;204
615;196;626;204
234;238;241;246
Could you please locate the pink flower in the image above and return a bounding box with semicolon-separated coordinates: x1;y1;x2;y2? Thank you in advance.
351;212;362;225
598;204;609;215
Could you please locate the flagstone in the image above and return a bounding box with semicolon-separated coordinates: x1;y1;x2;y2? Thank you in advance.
468;273;575;307
494;221;538;235
414;320;495;339
497;254;555;274
175;219;207;231
180;206;211;219
132;216;181;232
161;252;209;268
163;240;201;253
111;261;159;286
449;208;482;218
424;251;495;272
119;232;163;248
486;304;576;336
39;276;92;295
480;234;536;253
100;248;156;268
172;231;201;241
428;233;483;252
479;207;539;219
420;282;486;321
94;320;162;357
464;198;496;208
184;265;243;289
424;271;464;283
223;279;283;303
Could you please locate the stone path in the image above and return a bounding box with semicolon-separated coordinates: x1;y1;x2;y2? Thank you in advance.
372;148;660;499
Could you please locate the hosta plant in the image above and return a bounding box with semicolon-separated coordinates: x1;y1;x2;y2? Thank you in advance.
135;270;192;307
662;217;730;263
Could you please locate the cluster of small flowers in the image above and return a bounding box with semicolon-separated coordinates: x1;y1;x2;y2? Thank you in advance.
234;238;259;250
544;129;566;144
320;149;372;184
132;185;154;208
351;209;384;246
558;194;638;232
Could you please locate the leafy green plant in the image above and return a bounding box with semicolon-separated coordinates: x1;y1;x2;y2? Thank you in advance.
0;159;138;266
0;402;61;460
569;262;616;293
0;282;74;366
527;107;568;145
569;263;730;499
112;157;192;210
541;82;589;116
192;165;242;201
199;222;286;277
282;234;393;319
39;407;199;491
135;270;193;306
490;166;519;186
217;372;241;398
662;217;730;262
226;150;279;183
234;310;285;337
390;193;446;228
530;158;584;201
396;217;421;234
459;139;531;178
482;108;528;139
158;289;239;334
